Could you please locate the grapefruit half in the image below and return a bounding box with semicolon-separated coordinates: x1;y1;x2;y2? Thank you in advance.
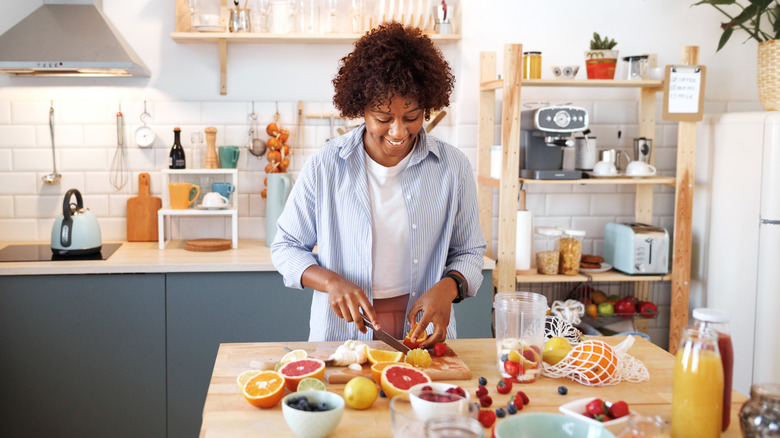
380;363;432;398
278;358;326;392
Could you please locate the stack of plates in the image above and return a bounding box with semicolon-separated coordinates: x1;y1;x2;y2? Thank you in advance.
194;25;226;32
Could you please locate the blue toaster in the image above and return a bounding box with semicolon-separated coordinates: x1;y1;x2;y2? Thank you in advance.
603;222;669;275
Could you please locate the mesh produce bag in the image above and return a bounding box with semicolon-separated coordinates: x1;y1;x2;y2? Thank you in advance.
542;316;649;386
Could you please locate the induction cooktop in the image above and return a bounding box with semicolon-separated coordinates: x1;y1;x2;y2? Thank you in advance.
0;243;122;262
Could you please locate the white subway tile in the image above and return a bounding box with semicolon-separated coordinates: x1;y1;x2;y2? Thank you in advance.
0;126;36;147
591;193;634;216
0;172;37;195
37;173;85;196
593;101;637;125
238;217;263;240
155;102;202;124
0;196;13;217
652;193;676;216
571;217;614;239
108;194;130;218
84;172;115;194
179;216;230;240
13;148;55;172
12;101;50;124
0;219;39;241
0;150;12;171
125;147;157;171
37;124;84;148
80;194;110;217
98;217;126;241
60;101;112;124
203;101;249;124
61;148;109;171
0;101;10;124
15;195;60;218
83;124;116;147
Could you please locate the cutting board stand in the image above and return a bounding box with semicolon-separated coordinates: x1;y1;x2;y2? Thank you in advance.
158;169;239;249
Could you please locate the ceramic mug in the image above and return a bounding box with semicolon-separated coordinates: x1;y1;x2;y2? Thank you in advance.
202;192;229;207
169;182;200;209
265;173;294;247
218;146;240;169
211;182;235;200
625;160;657;177
592;160;618;177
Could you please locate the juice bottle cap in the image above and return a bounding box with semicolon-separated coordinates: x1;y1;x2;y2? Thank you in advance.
693;308;730;323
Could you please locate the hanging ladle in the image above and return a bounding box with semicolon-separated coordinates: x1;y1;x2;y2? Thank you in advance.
42;101;61;184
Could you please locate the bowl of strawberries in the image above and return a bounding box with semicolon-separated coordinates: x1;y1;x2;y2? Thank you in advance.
558;397;633;434
408;382;474;422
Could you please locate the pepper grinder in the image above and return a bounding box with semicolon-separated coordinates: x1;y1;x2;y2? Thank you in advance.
205;126;219;169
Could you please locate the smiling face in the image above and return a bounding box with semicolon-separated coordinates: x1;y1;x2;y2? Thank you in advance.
362;95;425;167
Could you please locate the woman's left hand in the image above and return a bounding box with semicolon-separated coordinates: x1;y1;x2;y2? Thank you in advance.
406;278;458;349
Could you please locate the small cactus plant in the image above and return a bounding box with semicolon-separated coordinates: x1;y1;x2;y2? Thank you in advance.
589;32;617;50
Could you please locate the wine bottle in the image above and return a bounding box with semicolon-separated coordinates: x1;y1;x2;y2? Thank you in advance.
169;127;186;169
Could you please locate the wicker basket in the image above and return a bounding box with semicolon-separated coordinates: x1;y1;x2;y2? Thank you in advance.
758;39;780;111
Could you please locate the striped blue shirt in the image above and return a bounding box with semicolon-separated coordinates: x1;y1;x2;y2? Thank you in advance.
270;124;486;342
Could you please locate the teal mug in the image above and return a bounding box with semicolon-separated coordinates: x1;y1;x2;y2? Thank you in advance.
218;146;240;168
265;173;294;247
211;182;235;200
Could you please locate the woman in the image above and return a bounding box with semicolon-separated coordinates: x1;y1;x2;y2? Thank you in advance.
271;22;485;349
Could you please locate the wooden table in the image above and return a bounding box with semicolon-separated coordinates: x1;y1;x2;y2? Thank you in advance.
200;337;748;437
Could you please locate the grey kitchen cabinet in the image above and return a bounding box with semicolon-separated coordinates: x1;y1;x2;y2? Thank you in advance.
0;274;167;438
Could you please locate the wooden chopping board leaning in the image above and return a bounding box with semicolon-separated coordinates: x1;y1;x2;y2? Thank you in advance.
126;172;162;241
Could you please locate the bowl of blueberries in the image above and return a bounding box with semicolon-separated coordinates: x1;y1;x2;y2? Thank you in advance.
281;390;345;438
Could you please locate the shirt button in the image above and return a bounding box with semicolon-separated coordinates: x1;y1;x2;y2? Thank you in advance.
412;224;417;229
413;259;419;264
406;194;411;200
411;292;416;297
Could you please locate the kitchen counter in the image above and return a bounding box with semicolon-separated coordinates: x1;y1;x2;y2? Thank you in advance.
0;240;497;276
202;337;749;437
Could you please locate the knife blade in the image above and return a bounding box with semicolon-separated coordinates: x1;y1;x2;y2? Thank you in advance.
360;314;410;354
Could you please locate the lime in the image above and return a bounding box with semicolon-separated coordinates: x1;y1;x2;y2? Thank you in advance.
343;376;378;410
296;377;326;392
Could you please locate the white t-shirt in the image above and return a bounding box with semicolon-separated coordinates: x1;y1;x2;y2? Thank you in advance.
364;150;412;299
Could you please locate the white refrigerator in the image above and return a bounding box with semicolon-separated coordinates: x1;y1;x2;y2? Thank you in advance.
693;111;780;396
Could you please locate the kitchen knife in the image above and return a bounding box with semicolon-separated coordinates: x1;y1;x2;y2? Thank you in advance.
360;314;410;354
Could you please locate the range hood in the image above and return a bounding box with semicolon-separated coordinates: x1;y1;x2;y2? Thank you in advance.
0;0;149;77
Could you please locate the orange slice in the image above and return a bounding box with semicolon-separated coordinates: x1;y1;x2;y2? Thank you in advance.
371;361;411;383
404;348;433;368
365;346;404;365
403;321;429;349
242;370;286;408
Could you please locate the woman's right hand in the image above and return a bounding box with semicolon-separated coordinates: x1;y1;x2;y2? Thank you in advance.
301;265;380;333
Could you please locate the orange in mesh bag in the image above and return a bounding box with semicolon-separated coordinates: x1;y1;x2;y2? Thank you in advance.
567;340;618;384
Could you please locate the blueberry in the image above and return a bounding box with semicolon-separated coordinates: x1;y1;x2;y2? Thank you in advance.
507;403;518;415
496;407;506;418
501;353;509;362
478;377;487;386
379;390;386;398
558;386;568;395
317;402;329;411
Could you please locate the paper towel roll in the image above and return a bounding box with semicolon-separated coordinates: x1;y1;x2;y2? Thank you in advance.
515;210;533;271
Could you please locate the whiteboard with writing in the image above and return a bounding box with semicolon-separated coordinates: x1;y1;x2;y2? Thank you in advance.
662;65;706;122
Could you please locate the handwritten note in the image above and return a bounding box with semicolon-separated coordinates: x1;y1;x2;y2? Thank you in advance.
668;68;701;113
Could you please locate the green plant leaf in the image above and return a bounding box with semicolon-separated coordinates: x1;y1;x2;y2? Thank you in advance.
717;27;735;50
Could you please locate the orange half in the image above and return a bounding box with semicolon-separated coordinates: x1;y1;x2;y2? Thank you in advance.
365;346;404;365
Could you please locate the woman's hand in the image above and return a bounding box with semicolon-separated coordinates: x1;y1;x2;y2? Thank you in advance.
301;265;380;333
406;276;459;349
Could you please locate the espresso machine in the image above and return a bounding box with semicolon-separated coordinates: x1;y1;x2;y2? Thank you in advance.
520;106;589;179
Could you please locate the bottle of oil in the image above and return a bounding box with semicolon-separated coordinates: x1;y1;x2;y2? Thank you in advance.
169;127;186;169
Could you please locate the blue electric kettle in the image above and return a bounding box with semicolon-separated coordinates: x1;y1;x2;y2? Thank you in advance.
51;189;102;255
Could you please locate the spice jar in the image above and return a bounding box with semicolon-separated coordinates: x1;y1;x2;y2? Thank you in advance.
522;51;542;79
740;383;780;437
558;228;585;275
534;227;561;275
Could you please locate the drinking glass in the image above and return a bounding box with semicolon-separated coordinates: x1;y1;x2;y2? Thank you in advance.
189;0;200;27
191;131;204;169
350;0;365;33
326;0;339;33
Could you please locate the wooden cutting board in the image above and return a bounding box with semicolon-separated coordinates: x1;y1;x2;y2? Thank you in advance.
126;173;161;241
184;238;232;252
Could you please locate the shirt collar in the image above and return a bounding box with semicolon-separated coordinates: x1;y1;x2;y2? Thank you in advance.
338;123;442;165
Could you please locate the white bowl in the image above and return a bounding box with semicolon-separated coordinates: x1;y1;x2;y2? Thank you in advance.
281;390;345;438
552;65;580;79
408;382;473;422
558;397;632;435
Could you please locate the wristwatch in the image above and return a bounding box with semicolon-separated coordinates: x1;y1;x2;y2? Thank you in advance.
443;272;467;303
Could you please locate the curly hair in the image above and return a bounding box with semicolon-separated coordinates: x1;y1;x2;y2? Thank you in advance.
332;22;455;120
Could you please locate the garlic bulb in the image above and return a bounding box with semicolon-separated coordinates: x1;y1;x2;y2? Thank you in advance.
327;340;367;366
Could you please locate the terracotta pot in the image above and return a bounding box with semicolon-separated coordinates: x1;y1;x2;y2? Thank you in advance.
758;39;780;111
585;50;618;80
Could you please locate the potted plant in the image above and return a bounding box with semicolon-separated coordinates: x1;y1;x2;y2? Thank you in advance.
585;32;619;79
693;0;780;110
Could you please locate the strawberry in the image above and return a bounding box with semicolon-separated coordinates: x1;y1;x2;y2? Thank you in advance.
496;378;512;394
509;395;524;410
432;343;448;357
609;400;630;419
479;394;493;407
476;385;488;398
503;360;521;377
478;409;496;428
585;398;607;417
516;390;530;405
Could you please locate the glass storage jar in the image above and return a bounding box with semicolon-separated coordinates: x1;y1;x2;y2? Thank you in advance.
534;227;561;275
740;383;780;437
558;228;585;275
522;51;542;79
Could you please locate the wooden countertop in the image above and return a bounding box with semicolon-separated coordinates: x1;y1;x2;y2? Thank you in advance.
0;241;496;276
200;337;748;437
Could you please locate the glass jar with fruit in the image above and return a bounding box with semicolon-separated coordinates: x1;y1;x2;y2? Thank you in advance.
493;291;548;383
693;308;734;432
534;227;561;275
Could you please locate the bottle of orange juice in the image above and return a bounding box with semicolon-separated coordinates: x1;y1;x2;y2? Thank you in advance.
672;326;724;438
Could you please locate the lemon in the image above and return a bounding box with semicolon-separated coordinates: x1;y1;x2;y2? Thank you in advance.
281;349;308;364
236;370;262;390
544;337;572;352
296;377;326;392
343;376;378;410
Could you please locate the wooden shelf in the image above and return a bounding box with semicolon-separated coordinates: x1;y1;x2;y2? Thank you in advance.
171;31;461;44
478;175;676;188
481;78;663;91
516;271;672;283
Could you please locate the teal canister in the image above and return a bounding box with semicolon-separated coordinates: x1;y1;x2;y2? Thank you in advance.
265;173;293;247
